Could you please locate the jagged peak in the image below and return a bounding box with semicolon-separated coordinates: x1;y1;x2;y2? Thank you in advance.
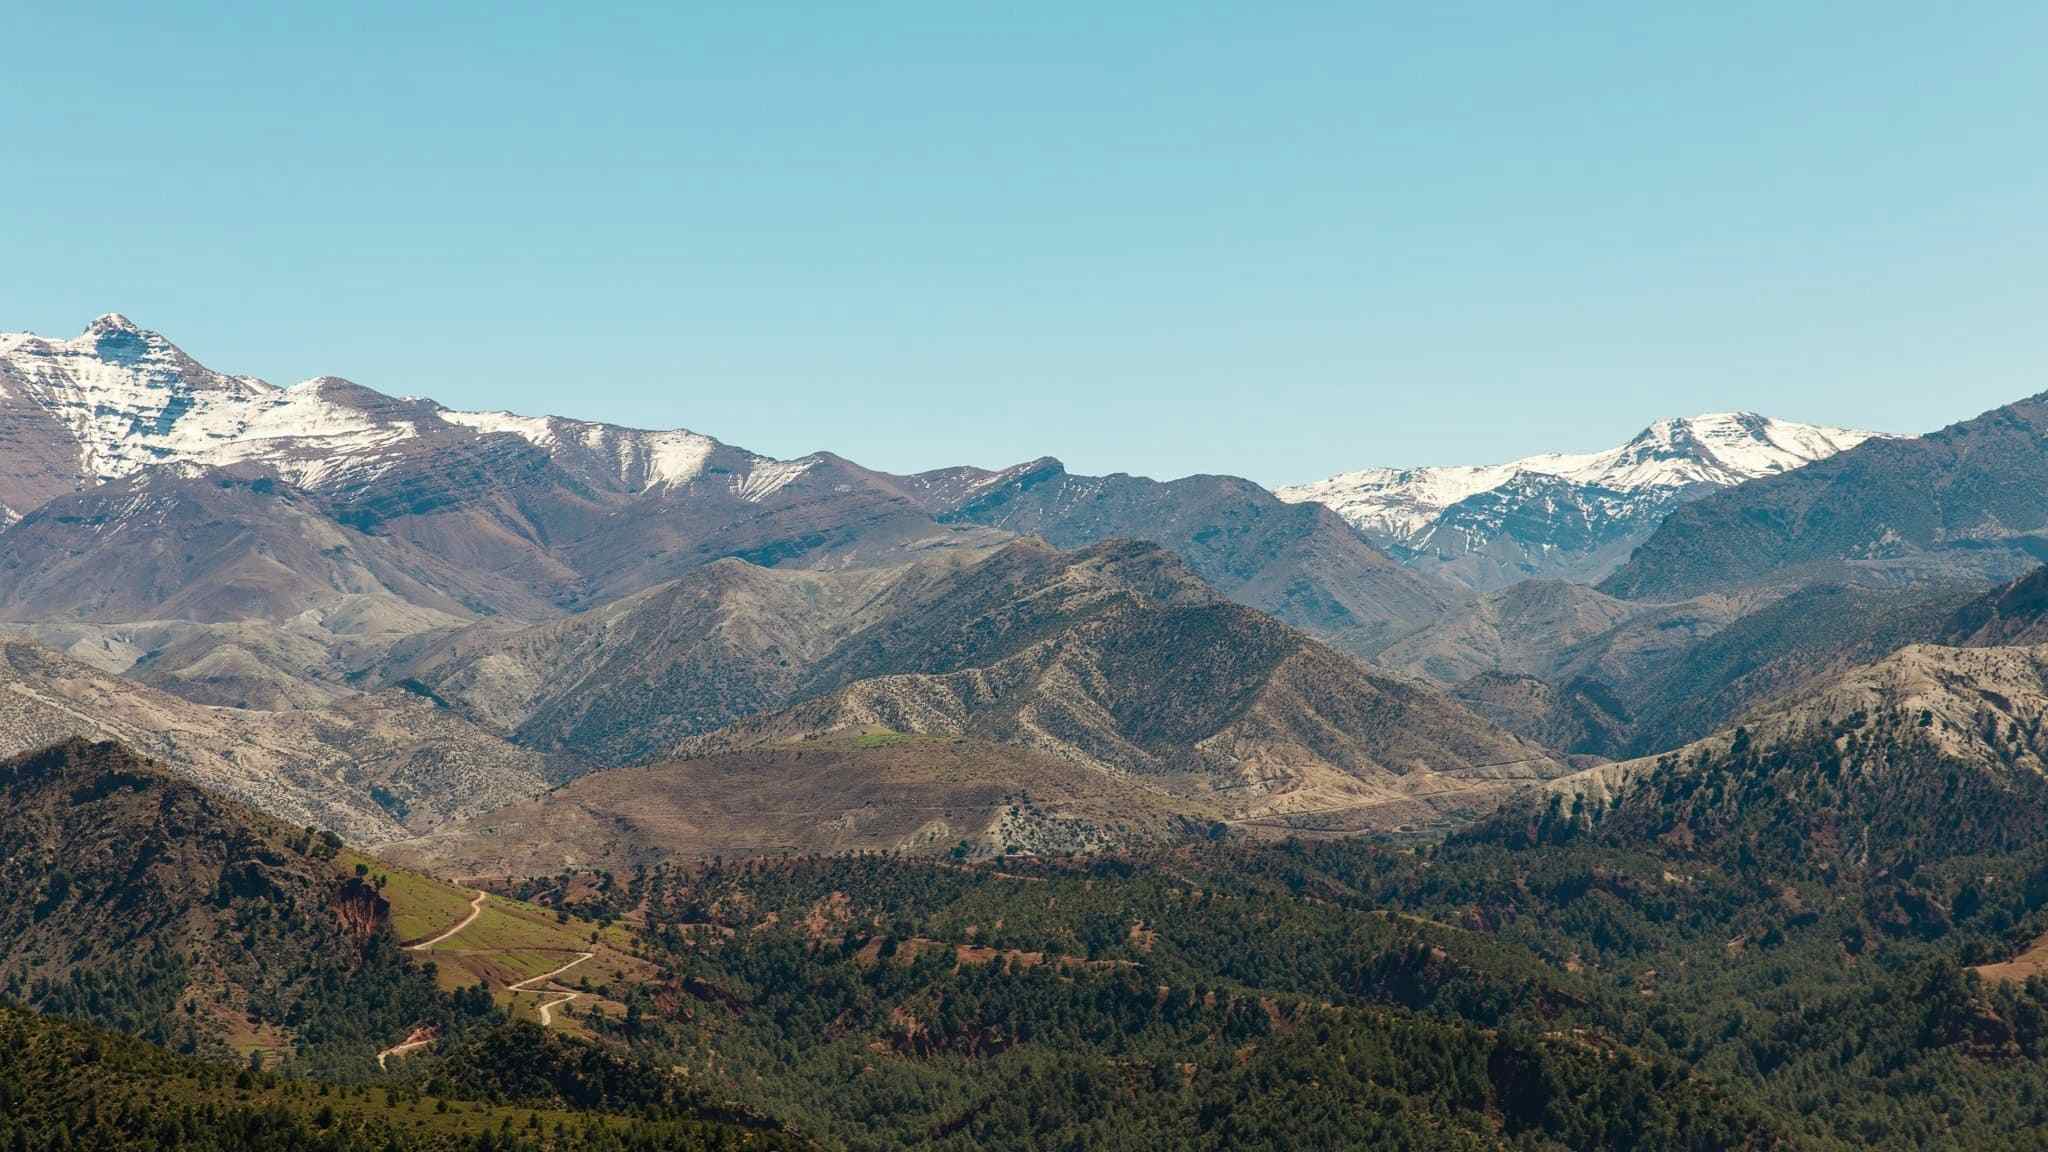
85;312;143;336
1277;411;1880;548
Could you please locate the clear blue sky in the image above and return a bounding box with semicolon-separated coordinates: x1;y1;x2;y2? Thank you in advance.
4;3;2044;485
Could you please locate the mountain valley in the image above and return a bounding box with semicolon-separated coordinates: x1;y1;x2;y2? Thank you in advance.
13;313;2048;1148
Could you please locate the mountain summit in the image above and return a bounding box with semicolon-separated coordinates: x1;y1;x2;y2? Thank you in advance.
1277;412;1877;590
0;314;811;517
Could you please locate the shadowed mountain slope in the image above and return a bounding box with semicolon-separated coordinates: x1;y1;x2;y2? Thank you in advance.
391;537;1428;772
394;541;1561;871
1940;565;2048;648
383;553;984;765
0;465;504;624
1386;579;1984;762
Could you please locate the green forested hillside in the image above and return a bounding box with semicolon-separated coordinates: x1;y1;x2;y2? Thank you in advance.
17;730;2048;1149
502;716;2048;1152
0;1003;806;1151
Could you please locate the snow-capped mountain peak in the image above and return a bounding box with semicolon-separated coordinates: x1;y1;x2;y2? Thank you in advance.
1276;413;1881;591
0;314;801;507
84;311;135;333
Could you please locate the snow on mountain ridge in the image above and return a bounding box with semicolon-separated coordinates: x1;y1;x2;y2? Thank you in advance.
436;408;722;490
1277;413;1878;545
0;315;790;501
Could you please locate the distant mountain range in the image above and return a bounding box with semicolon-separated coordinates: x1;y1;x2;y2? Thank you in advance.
1278;412;1877;590
0;315;1548;850
10;310;2048;876
0;315;1454;657
16;315;2048;1150
393;538;1565;873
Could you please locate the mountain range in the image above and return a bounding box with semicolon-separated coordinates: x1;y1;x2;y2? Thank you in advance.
0;315;1575;857
0;312;2016;863
388;538;1566;875
4;310;2044;875
0;316;1455;655
1602;391;2048;600
19;312;2048;1146
1278;412;1877;590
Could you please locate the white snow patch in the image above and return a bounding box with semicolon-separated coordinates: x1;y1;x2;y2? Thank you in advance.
638;430;718;489
441;409;716;490
438;408;560;448
733;456;819;502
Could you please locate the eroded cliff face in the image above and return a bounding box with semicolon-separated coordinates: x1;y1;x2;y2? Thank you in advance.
331;875;392;944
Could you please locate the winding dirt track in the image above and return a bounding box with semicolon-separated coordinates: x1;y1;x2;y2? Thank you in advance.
407;891;486;950
513;952;595;1027
379;899;602;1068
376;1036;434;1070
508;950;595;992
536;993;577;1026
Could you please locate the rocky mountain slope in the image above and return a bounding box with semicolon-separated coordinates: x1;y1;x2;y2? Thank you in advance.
1941;565;2048;648
395;539;1561;869
387;535;1458;771
381;553;982;765
0;639;547;842
2;315;1444;652
1372;580;1667;686
0;315;807;517
1279;412;1876;590
1375;574;1994;763
0;464;505;624
1544;638;2048;866
1603;393;2048;601
671;541;1564;835
0;315;996;614
909;456;1458;654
